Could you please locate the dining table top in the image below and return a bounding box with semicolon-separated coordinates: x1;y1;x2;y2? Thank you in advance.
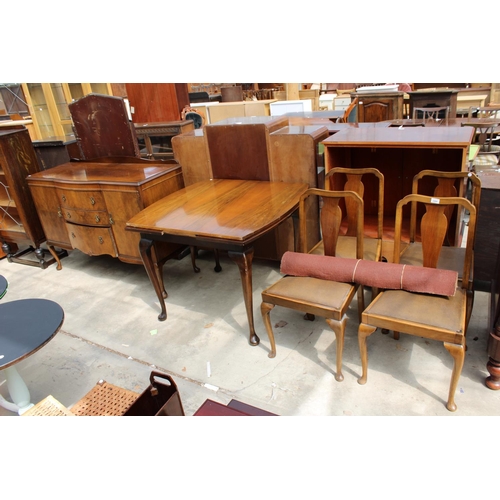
126;178;309;244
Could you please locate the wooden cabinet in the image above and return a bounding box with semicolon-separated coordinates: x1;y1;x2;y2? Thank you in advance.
322;126;473;243
0;128;59;268
352;91;404;122
125;84;189;123
407;89;458;118
474;171;500;291
21;83;113;140
27;159;185;266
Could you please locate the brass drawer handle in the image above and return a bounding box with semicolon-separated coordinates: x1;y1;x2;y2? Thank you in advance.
109;214;114;225
98;236;104;244
62;195;66;202
66;212;71;219
90;197;95;205
95;215;100;223
71;232;76;238
57;209;63;218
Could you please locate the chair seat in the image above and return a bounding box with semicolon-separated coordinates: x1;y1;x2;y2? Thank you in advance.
361;287;467;344
399;243;467;278
310;236;381;262
262;276;357;320
473;154;498;169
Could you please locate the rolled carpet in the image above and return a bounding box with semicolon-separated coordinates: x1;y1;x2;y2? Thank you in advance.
280;252;458;297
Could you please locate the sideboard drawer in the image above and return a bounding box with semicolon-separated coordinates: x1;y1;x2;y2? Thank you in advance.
66;223;118;257
58;189;106;211
63;208;110;226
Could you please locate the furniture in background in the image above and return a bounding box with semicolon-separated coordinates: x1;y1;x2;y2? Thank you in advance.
350;90;404;122
0;128;62;268
358;194;477;412
336;98;358;123
134;121;195;160
125;179;308;347
407;89;458;118
172;116;329;261
190;100;276;124
0;298;64;414
69;93;140;160
412;106;450;121
21;83;114;141
32;136;82;169
474;171;500;292
461;121;500;172
27;157;185;268
125;83;190;123
261;189;365;381
468;106;500;119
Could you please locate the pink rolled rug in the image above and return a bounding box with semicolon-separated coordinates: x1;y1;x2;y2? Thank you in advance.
280;252;458;297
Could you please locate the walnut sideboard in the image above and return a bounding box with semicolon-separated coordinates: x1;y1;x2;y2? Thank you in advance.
27;158;184;268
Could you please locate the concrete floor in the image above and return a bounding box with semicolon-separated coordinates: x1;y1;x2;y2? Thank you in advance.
1;245;499;418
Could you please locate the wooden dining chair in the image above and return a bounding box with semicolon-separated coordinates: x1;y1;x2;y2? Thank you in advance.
412;106;449;121
323;167;384;263
400;170;481;289
461;122;500;171
336;97;358;123
357;194;477;412
261;189;365;382
467;106;500;119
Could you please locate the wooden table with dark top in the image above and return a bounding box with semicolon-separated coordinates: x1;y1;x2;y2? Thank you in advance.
126;178;308;346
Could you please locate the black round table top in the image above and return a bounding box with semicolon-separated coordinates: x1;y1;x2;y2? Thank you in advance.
0;298;64;370
0;275;7;300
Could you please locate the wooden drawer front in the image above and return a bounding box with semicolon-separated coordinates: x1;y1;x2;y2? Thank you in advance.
66;223;118;257
58;189;106;210
63;208;110;226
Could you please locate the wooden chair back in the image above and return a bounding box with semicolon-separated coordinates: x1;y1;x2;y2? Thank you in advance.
467;106;500;119
461;122;500;153
337;98;358;123
412;106;449;121
409;170;481;245
394;194;477;290
298;188;364;259
325;167;384;240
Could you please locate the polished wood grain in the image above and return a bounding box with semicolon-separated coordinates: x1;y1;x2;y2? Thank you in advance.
27;160;184;267
126;179;308;345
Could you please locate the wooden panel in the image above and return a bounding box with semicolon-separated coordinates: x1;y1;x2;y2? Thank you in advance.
28;183;71;248
172;132;211;185
0;128;46;246
125;83;189;123
69;94;140;160
205;124;270;180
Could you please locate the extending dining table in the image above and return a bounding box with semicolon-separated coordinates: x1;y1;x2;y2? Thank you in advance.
126;178;308;346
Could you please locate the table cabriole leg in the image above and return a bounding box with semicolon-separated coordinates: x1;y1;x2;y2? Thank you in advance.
139;237;167;321
228;249;260;346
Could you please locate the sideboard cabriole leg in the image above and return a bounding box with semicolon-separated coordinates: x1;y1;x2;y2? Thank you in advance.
139;236;167;321
228;248;260;346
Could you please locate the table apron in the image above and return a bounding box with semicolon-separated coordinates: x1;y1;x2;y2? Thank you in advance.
139;232;254;253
